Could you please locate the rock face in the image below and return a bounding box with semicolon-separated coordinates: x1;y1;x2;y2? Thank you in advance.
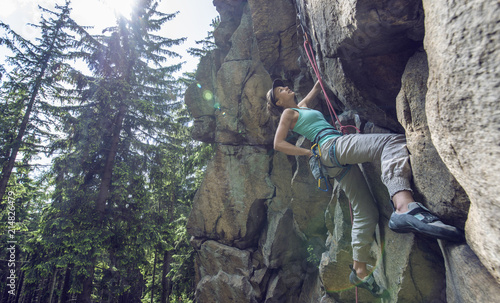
422;0;500;285
185;0;500;302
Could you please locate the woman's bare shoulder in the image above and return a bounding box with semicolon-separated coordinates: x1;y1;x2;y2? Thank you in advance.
281;108;298;119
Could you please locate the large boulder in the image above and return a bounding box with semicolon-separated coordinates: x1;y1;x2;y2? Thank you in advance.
439;241;500;302
186;0;500;301
396;49;470;228
295;0;425;132
186;145;273;249
422;0;500;283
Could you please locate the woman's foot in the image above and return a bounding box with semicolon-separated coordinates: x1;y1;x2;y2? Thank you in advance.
389;202;464;242
349;265;389;298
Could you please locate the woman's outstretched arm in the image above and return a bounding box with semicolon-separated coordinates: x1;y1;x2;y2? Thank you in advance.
297;80;322;108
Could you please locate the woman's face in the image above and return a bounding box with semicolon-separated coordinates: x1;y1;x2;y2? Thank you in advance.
273;86;295;107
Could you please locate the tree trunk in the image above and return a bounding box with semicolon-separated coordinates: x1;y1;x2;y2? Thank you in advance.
48;269;59;303
59;265;72;303
35;276;47;303
95;103;127;216
151;250;157;303
160;250;173;303
14;266;25;303
0;12;66;204
160;194;176;303
76;255;96;303
0;68;45;205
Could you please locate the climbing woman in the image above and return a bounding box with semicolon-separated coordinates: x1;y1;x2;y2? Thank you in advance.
266;78;463;298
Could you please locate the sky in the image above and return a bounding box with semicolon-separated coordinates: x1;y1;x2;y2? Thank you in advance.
0;0;219;74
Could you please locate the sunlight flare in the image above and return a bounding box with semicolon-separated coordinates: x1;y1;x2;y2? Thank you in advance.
103;0;136;18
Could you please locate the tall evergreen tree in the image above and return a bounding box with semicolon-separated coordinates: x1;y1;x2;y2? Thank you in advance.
0;1;217;301
0;1;74;206
37;1;187;301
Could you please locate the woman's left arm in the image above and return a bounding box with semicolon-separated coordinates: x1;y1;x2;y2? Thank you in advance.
297;80;322;108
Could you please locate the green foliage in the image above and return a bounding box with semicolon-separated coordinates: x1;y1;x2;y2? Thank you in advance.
186;16;219;58
307;245;320;266
0;1;76;206
0;1;217;302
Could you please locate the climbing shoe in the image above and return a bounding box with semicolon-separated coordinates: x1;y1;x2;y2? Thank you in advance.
389;202;464;242
349;265;389;298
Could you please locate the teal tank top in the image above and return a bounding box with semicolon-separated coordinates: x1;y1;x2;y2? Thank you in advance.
291;108;340;146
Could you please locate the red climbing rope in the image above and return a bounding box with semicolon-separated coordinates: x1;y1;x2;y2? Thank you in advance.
303;33;361;135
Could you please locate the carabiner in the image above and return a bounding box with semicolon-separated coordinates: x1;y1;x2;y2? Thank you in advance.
318;176;329;192
311;143;322;157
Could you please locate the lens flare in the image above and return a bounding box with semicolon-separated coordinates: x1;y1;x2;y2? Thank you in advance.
197;83;202;88
202;90;214;101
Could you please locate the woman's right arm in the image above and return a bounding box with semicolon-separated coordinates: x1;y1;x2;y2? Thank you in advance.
274;109;313;157
297;80;322;108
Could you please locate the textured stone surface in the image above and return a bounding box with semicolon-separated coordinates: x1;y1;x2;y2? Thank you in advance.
195;271;258;303
184;52;218;143
185;0;499;301
197;240;252;277
396;49;470;227
248;0;300;75
423;0;500;283
295;0;424;132
439;241;500;303
186;145;273;249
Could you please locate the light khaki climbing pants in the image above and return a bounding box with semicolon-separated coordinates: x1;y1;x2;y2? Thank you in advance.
320;133;412;262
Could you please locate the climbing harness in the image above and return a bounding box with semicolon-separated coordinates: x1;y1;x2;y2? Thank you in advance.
308;127;351;192
309;144;329;191
309;138;352;192
307;134;349;193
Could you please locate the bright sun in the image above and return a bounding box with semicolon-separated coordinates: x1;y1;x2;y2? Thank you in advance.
104;0;137;18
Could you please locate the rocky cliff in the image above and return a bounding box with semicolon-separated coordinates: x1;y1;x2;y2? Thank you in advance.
184;0;500;302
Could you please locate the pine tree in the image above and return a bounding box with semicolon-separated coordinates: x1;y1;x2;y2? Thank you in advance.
38;1;187;301
1;1;217;301
0;1;74;206
0;4;78;300
145;102;213;302
186;16;219;58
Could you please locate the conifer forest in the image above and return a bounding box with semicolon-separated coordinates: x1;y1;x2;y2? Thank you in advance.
0;1;216;302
